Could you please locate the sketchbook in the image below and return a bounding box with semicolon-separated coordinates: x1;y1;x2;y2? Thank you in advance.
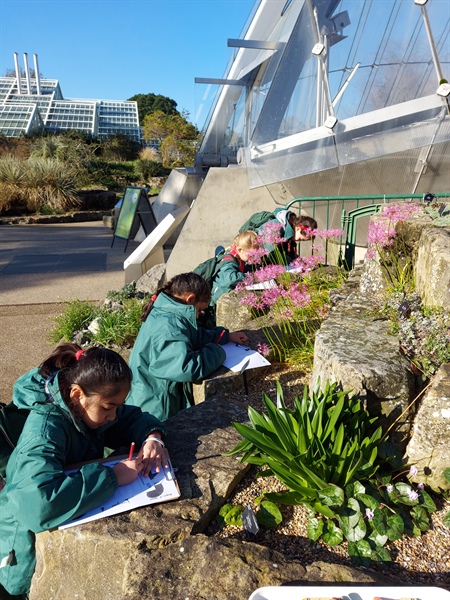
222;342;271;372
59;452;180;529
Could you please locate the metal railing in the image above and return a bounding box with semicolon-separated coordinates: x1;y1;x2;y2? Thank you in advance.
285;193;450;269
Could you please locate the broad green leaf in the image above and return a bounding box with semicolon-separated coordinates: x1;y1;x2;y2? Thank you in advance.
372;507;387;535
322;520;344;546
355;493;379;510
305;500;337;519
264;491;307;505
217;503;234;526
444;468;450;484
411;505;430;532
339;497;361;529
386;513;404;541
307;516;324;541
232;422;294;463
332;423;344;455
367;530;388;547
310;397;325;439
318;485;345;508
342;513;367;542
224;505;244;526
348;541;371;567
346;481;365;497
419;489;436;512
256;501;283;528
444;511;450;527
371;546;392;564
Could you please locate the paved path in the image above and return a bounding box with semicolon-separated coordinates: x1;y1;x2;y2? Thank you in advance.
0;221;140;401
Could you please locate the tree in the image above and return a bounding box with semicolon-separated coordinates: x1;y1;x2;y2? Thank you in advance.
127;93;178;123
142;111;199;168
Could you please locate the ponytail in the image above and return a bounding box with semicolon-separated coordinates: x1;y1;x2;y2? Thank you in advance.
39;343;131;403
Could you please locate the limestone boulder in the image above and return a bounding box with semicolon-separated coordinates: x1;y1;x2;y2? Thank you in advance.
135;263;166;294
31;397;251;599
405;363;450;493
310;290;415;444
415;227;450;309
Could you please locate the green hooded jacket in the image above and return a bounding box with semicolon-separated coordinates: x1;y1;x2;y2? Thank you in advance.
258;207;297;264
0;368;164;596
127;293;228;420
211;250;246;306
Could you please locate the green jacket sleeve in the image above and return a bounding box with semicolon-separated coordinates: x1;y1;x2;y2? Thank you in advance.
211;258;245;305
7;422;118;532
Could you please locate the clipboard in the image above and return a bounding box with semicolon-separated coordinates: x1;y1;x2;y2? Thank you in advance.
59;450;180;530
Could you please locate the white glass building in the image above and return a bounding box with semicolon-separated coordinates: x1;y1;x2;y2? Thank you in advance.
0;53;140;141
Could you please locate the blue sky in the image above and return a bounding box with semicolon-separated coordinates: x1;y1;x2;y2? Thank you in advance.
0;0;255;126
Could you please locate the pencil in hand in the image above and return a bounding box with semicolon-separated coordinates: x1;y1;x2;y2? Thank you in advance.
128;442;135;461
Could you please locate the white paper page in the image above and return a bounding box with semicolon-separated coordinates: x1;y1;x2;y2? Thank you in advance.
59;458;179;529
222;342;270;372
245;278;277;290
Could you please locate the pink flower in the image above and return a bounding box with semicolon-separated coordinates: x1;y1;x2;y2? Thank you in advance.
367;221;396;248
313;228;345;239
317;304;330;319
286;283;311;308
408;489;419;501
257;342;270;356
381;203;420;222
365;508;374;520
257;221;286;246
254;264;285;282
417;483;424;490
246;246;270;265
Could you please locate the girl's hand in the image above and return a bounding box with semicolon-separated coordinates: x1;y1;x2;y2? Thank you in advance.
113;459;143;486
138;436;168;477
229;331;248;344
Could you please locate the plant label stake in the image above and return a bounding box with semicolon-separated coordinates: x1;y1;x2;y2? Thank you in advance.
242;504;259;539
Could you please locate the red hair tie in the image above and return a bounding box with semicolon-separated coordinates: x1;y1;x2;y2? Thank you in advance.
151;294;157;302
75;349;85;361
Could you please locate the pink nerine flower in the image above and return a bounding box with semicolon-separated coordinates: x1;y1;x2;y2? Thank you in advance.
367;221;396;248
257;221;286;246
381;203;420;223
313;228;345;239
257;342;270;356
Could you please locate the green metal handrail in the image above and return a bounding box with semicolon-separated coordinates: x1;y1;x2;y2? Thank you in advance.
285;192;450;269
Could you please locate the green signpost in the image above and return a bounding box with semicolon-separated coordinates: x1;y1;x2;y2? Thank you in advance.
112;187;157;251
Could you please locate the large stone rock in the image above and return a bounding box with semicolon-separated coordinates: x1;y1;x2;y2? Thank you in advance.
135;263;166;294
310;289;415;444
31;397;251;599
415;227;450;309
405;363;450;493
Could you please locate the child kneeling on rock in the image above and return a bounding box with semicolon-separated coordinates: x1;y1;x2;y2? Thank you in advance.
0;343;166;598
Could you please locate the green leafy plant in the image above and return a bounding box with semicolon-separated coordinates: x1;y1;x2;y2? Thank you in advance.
218;497;282;529
93;298;143;347
226;381;438;564
50;300;96;343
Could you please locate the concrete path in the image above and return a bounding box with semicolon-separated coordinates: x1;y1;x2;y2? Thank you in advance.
0;221;140;401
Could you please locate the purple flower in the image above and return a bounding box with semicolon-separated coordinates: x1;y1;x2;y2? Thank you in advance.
409;465;418;477
408;489;419;501
257;222;286;246
387;484;394;493
417;483;424;490
246;246;270;265
365;508;374;520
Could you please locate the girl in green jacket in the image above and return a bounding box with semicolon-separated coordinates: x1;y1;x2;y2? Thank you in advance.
127;272;248;421
210;230;259;306
0;343;166;598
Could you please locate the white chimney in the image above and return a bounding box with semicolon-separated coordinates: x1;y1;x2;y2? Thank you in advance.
23;53;32;95
33;54;42;95
13;52;22;94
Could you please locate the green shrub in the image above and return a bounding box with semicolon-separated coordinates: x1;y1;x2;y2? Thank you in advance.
92;298;143;347
50;300;96;343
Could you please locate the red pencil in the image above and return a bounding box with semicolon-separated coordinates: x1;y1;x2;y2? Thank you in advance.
216;329;225;344
128;441;135;461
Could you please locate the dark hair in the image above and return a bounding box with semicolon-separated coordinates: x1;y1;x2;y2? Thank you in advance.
39;343;132;403
292;214;318;229
140;272;210;322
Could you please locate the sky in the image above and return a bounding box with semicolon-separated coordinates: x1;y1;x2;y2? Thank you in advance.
0;0;256;127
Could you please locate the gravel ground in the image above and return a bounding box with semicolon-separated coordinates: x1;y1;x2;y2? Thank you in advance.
207;362;450;591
